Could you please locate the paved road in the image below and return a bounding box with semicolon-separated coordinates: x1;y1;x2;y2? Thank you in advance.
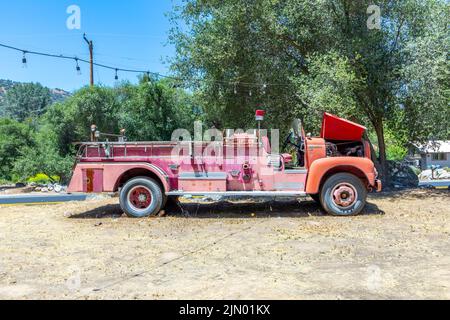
0;193;87;205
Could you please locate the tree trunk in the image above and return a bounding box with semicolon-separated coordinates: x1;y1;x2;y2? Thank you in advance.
373;120;389;184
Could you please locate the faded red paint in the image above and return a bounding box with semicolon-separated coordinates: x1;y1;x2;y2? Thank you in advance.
68;113;381;197
305;157;376;194
82;168;103;193
321;113;367;141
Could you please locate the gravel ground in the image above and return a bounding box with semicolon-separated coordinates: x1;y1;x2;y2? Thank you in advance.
0;189;449;300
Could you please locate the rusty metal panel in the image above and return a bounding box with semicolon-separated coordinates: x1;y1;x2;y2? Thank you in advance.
179;179;226;192
82;168;103;193
178;172;227;192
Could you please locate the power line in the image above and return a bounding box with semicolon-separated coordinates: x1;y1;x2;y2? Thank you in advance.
0;42;163;76
0;41;293;89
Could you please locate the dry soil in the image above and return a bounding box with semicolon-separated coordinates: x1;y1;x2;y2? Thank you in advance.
0;190;449;300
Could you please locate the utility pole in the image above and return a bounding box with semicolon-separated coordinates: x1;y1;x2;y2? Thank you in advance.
83;33;94;86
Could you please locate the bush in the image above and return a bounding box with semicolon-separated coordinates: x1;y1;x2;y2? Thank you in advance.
27;173;60;185
0;118;34;181
13;144;74;184
0;178;13;186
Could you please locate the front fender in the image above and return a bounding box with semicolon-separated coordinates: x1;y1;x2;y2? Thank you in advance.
305;157;376;194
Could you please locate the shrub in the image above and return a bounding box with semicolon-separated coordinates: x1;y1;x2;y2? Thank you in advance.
27;173;60;185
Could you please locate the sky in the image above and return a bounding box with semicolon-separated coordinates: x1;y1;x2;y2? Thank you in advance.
0;0;182;91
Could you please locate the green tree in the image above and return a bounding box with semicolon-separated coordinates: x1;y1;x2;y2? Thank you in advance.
42;86;121;155
3;82;51;121
397;5;450;143
12;126;74;183
11;86;122;182
0;118;34;181
1;79;199;182
170;0;449;181
117;78;197;141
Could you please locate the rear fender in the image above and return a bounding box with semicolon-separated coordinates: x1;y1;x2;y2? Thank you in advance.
68;162;169;193
305;157;376;194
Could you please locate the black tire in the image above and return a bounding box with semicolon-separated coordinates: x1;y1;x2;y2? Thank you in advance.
320;173;367;216
120;177;163;218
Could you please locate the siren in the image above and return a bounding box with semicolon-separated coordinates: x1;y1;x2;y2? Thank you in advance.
255;110;265;142
255;110;265;121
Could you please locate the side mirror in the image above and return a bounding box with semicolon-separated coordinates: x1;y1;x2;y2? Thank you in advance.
306;133;312;139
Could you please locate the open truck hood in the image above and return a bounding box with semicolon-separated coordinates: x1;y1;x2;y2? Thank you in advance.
320;113;367;141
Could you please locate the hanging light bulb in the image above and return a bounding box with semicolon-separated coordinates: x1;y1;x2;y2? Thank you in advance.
234;83;237;95
249;89;252;97
75;58;81;75
22;51;27;68
262;83;267;95
115;69;119;80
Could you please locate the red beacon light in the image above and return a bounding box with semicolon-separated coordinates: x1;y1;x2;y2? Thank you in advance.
255;110;265;121
255;110;265;141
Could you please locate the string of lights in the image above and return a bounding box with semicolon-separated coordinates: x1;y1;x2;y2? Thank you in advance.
0;41;293;90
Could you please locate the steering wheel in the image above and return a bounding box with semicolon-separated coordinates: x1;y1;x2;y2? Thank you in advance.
282;132;294;151
283;131;305;151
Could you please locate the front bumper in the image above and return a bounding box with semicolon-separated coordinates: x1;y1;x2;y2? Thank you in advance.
374;179;382;192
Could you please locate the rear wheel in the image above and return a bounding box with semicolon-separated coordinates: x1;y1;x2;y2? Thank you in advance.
320;173;367;216
120;177;163;218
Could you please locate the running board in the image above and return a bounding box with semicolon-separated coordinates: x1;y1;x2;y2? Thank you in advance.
166;191;308;197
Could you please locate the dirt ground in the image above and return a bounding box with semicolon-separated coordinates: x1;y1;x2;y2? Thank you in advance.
0;190;449;300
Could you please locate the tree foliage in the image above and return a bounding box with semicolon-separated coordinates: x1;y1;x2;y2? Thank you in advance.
42;86;121;155
0;118;33;180
12;126;74;183
169;0;449;180
117;78;197;141
1;81;197;183
3;82;51;121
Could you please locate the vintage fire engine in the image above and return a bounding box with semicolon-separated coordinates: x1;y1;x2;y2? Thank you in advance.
68;112;381;217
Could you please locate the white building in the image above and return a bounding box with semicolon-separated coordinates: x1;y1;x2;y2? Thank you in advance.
417;141;450;170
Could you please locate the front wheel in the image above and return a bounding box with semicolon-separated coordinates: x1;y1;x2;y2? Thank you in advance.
320;173;367;216
120;177;163;218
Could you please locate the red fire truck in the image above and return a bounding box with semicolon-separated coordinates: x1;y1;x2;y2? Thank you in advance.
68;112;381;217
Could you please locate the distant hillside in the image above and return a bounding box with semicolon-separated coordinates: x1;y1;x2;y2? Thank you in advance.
0;79;71;105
